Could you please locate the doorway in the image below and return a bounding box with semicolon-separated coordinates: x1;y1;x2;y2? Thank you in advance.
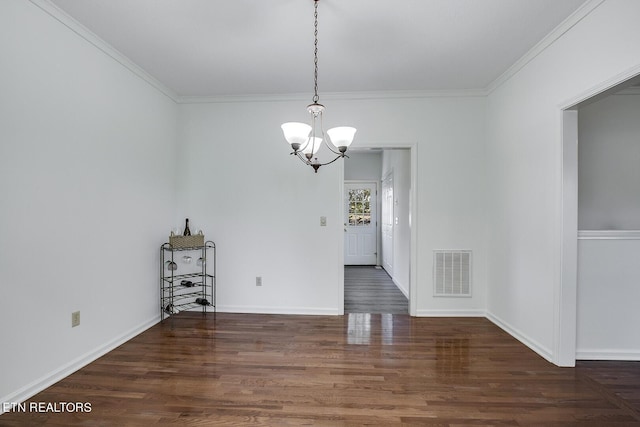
342;148;413;315
559;72;640;366
344;181;378;265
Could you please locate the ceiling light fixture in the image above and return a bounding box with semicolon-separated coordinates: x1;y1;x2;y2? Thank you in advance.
281;0;356;173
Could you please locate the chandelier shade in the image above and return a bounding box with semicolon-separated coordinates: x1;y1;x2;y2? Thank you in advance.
281;0;356;173
326;126;357;151
300;137;323;156
281;122;312;150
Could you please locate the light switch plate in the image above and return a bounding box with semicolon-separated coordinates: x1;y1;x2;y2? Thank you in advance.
71;311;80;327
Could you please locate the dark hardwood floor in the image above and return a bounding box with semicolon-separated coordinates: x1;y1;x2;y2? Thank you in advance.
2;313;640;426
344;266;408;314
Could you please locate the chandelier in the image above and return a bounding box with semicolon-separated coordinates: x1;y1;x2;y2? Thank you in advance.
281;0;356;173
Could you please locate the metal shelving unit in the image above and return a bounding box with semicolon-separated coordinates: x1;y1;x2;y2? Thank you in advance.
160;241;216;321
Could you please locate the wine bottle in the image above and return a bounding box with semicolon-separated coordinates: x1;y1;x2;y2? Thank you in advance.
183;218;191;236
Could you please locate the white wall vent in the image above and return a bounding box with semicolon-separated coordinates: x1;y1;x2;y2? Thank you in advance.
434;250;472;297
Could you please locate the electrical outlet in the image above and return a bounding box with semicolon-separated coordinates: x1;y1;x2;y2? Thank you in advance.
256;276;262;286
71;311;80;327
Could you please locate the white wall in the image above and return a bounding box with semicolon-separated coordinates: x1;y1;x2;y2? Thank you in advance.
577;232;640;359
0;1;177;404
486;0;640;364
344;151;382;181
176;100;344;314
382;150;411;296
579;93;640;229
177;94;487;317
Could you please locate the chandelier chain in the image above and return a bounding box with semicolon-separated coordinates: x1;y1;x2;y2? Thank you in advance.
313;0;319;104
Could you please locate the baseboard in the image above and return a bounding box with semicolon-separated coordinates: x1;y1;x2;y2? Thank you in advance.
576;349;640;360
0;315;160;413
216;305;342;316
392;277;409;298
485;311;554;364
415;309;485;317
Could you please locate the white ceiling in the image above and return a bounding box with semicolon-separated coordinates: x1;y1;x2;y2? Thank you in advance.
49;0;589;98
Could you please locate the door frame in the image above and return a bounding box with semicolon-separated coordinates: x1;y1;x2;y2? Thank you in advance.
344;180;380;266
339;143;418;316
380;170;394;275
558;65;640;366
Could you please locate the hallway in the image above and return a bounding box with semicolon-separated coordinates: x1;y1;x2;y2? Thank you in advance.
344;266;408;314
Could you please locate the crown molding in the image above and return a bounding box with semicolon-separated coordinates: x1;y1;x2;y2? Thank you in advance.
177;93;314;105
176;88;489;105
29;0;606;104
486;0;606;94
27;0;488;106
29;0;179;102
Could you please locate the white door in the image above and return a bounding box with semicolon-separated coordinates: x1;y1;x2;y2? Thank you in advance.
344;182;377;265
381;173;394;275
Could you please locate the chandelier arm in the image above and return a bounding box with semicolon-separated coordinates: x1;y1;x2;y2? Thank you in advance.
311;112;319;150
294;151;311;165
312;154;343;168
318;111;342;155
298;137;311;153
323;140;343;156
319;113;345;156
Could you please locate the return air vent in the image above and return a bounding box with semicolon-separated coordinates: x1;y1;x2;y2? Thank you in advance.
434;250;471;297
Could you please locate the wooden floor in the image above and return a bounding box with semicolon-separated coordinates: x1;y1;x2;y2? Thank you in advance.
3;313;640;426
344;266;408;314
